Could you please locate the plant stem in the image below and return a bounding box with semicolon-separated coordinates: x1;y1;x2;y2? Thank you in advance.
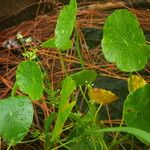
108;118;124;149
51;138;76;150
79;86;90;107
7;143;12;150
58;49;67;76
92;139;97;150
129;72;133;92
98;137;109;150
19;137;41;144
93;104;103;125
75;26;85;69
109;134;129;149
109;72;133;149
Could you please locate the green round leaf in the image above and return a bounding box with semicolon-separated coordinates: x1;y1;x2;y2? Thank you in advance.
16;61;43;100
102;9;150;72
123;84;150;133
0;96;33;145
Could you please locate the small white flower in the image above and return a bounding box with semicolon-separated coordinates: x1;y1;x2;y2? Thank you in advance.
6;44;11;49
25;37;32;43
16;32;23;40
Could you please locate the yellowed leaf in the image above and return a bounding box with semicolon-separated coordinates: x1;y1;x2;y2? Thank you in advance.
128;75;147;92
88;88;118;105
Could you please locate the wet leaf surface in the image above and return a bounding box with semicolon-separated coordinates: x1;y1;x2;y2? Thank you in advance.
124;84;150;133
102;9;150;72
0;96;33;145
16;61;43;100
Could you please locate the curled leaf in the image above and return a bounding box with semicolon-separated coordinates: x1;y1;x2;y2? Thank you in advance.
128;75;147;92
88;88;118;105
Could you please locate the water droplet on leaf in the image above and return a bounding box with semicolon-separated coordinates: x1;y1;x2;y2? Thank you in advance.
18;101;24;107
0;107;3;111
9;112;13;116
138;60;141;65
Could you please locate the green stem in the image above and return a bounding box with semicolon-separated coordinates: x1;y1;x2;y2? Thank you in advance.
109;134;129;149
129;72;133;92
92;139;97;150
101;139;109;150
130;136;134;150
19;137;41;144
98;137;109;150
75;26;85;69
93;104;103;125
51;138;76;150
20;39;27;53
79;86;90;107
108;118;124;149
109;72;133;149
58;49;67;76
7;143;12;150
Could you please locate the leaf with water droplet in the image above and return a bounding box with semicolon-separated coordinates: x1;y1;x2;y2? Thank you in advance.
18;101;24;107
55;0;77;51
0;107;3;111
0;96;33;145
70;70;97;86
40;0;77;51
16;60;43;100
102;9;150;72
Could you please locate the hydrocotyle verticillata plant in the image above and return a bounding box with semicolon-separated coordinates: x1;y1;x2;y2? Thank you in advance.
15;60;43;100
0;96;33;145
102;9;150;72
0;60;43;146
102;8;150;145
1;2;150;149
41;0;77;51
50;77;76;142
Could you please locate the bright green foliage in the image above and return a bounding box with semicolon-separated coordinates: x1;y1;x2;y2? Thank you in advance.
40;38;57;48
0;96;33;145
44;113;56;149
70;70;97;86
91;127;150;144
123;84;150;133
16;61;43;100
55;0;77;50
81;103;96;123
51;77;76;142
41;38;72;50
41;0;77;50
69;138;102;150
102;9;150;72
44;113;56;134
